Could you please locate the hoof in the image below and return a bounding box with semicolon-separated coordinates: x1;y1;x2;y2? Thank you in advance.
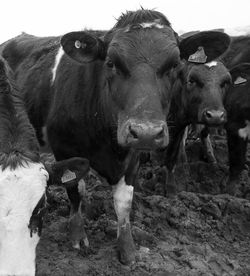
72;237;89;249
117;224;136;265
72;240;81;250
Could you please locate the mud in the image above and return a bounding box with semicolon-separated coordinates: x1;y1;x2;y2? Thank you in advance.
36;136;250;276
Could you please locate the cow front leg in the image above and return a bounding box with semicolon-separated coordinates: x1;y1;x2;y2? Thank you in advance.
66;179;89;249
113;176;135;264
200;127;216;163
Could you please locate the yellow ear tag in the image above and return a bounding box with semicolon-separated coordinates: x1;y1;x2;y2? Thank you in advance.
188;46;207;64
61;169;77;183
75;40;82;49
234;76;247;85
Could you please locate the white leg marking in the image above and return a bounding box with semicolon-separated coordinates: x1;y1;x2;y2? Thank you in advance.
238;120;250;140
70;178;89;249
78;178;86;198
113;176;133;237
51;46;64;84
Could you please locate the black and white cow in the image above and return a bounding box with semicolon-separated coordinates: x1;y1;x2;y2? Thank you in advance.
161;31;231;192
224;63;250;195
0;59;89;275
1;9;231;264
2;9;181;264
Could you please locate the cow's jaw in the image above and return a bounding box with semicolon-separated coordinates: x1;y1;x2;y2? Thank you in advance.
0;162;48;276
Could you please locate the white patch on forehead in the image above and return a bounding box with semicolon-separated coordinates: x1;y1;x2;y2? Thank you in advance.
238;120;250;140
51;46;64;85
140;22;164;29
205;61;218;68
0;162;48;275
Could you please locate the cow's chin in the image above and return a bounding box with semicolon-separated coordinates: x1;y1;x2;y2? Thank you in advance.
198;120;226;127
117;130;169;151
0;224;39;276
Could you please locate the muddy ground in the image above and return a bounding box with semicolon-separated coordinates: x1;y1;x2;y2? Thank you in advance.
36;135;250;276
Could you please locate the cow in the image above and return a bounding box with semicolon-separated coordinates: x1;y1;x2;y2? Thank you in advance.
187;35;250;194
223;63;250;195
161;31;231;193
0;59;89;275
221;35;250;69
1;9;231;264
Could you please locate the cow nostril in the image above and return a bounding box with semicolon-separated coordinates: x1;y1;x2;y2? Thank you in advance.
205;111;213;119
129;125;138;139
219;112;225;118
155;126;164;139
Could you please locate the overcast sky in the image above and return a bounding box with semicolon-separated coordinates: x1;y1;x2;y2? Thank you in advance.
1;0;249;43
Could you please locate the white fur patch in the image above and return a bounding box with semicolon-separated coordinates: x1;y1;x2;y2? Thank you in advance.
205;61;218;68
140;22;164;29
51;46;64;84
0;162;48;276
113;177;133;237
238;120;250;140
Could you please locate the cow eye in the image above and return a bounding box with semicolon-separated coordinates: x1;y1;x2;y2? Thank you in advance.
106;60;114;68
172;62;178;69
187;78;196;85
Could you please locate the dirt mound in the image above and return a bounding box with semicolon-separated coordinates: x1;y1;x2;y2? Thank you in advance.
36;138;250;276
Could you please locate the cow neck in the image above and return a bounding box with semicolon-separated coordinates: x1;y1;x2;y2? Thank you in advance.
169;63;188;126
0;83;39;170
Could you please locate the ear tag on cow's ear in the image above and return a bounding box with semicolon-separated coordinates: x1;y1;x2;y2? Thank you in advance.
188;46;207;64
61;169;77;183
74;40;86;49
234;76;247;85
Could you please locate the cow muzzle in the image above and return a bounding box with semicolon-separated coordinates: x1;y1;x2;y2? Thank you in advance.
120;119;169;149
201;109;227;125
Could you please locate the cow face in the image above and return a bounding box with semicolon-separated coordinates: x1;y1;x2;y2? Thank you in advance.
0;163;48;276
176;31;231;126
61;21;180;150
0;157;89;276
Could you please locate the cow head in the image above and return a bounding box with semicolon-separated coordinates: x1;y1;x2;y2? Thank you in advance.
61;10;181;150
174;31;231;126
0;157;89;276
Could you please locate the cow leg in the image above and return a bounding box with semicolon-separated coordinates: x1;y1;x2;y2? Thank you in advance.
66;179;89;249
200;127;217;164
226;130;248;195
164;126;186;196
178;126;188;163
113;176;135;264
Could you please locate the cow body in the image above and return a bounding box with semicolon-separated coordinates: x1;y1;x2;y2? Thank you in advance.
0;57;89;275
0;58;48;275
2;9;182;264
162;31;231;193
224;63;250;195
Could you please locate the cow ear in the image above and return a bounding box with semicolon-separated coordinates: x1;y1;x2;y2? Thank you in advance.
230;63;250;85
61;31;106;63
45;157;89;187
179;31;230;62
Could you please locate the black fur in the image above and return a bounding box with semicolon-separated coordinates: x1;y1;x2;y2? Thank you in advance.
0;58;40;170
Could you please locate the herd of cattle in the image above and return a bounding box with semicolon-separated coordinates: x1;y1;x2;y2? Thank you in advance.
0;8;250;275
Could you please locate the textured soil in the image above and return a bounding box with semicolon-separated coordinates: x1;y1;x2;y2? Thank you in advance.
36;135;250;276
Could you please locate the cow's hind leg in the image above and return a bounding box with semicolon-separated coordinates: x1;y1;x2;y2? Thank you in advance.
66;179;89;249
113;176;135;264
